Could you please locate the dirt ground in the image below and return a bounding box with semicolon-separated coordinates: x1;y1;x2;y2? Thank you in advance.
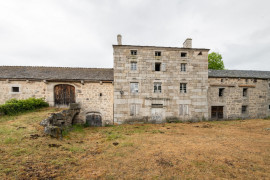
0;108;270;179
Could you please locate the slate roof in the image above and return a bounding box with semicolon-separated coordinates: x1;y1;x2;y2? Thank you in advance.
0;66;114;81
209;69;270;79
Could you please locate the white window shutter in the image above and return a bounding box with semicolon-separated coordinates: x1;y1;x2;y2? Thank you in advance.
161;63;166;71
179;105;183;115
152;63;155;71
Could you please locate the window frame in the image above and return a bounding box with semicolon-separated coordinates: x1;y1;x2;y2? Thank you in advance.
130;50;137;55
242;105;247;114
155;51;161;57
180;83;187;93
131;62;137;71
154;82;162;93
180;63;186;72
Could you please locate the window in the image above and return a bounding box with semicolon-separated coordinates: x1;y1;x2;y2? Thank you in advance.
131;62;137;70
155;51;161;56
181;52;187;57
198;51;202;55
179;104;189;115
180;83;187;93
130;83;139;93
130;104;140;116
130;50;137;55
155;63;161;71
242;106;247;114
154;83;162;93
12;86;19;92
181;63;186;72
243;88;248;97
219;88;225;97
269;105;270;110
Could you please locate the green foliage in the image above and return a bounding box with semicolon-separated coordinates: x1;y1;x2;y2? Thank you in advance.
208;52;225;70
0;98;49;116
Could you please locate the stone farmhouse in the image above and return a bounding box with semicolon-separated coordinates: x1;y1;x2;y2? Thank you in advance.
0;35;270;125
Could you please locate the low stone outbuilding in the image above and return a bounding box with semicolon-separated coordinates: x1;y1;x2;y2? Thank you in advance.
0;66;114;125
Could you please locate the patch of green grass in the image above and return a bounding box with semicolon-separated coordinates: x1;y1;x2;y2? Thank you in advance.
4;137;17;144
68;146;85;153
12;148;28;157
107;133;123;141
151;130;165;134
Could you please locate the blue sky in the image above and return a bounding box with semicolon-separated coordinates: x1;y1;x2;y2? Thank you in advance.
0;0;270;70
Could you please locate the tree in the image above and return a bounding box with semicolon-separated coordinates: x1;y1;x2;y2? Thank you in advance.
208;52;225;70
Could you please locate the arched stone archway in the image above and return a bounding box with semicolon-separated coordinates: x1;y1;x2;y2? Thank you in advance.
86;112;102;127
54;84;75;106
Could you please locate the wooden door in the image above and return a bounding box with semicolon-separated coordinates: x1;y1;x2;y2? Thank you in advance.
211;106;223;119
54;84;75;106
86;114;102;127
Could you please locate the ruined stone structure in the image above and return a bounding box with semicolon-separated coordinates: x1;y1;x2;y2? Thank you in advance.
0;36;270;126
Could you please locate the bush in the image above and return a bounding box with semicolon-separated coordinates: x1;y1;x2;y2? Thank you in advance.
0;98;49;115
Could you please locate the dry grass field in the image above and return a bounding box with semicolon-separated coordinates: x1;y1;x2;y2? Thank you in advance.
0;107;270;179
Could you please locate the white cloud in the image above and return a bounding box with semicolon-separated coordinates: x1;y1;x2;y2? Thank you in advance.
0;0;269;70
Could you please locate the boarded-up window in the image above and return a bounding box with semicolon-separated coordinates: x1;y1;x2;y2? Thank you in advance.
130;104;140;116
130;82;139;93
179;104;189;115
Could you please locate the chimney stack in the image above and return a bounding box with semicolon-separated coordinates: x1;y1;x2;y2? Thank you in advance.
117;34;122;45
183;38;192;48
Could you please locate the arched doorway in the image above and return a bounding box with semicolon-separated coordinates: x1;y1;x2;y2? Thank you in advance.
86;113;102;127
54;84;75;106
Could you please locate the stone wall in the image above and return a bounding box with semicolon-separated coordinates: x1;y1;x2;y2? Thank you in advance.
113;45;209;124
208;77;269;119
0;80;114;125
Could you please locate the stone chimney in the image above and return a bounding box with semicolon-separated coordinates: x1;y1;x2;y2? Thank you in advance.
183;38;192;48
117;34;122;45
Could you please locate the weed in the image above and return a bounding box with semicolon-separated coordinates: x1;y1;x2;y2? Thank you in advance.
151;130;165;134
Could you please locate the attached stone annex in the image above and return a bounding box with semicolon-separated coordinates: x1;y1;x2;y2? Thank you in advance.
0;35;269;125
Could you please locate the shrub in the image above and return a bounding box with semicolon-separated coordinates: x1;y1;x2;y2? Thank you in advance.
0;98;49;115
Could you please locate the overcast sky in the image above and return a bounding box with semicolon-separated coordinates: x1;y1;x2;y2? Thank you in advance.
0;0;270;70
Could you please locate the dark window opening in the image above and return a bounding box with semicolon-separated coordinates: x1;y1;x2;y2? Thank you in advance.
243;88;248;97
269;105;270;110
245;79;248;83
242;106;247;114
211;106;223;119
198;51;202;55
12;87;19;92
221;79;224;82
155;51;161;56
99;93;102;97
155;63;161;71
219;88;224;97
130;50;137;55
181;52;187;57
